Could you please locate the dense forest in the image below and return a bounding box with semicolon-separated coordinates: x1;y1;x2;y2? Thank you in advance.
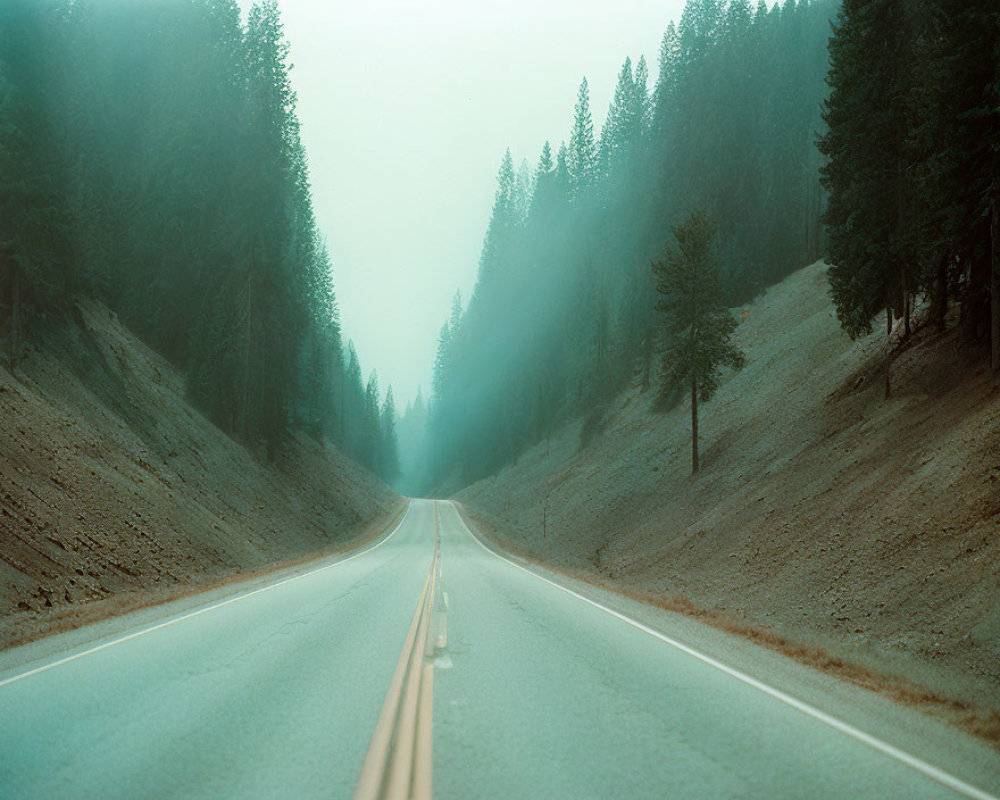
426;0;835;489
424;0;1000;491
821;0;999;373
0;0;399;482
4;0;997;496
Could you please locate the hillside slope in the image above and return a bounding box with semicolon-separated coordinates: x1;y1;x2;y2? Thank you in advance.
0;300;400;649
457;262;1000;735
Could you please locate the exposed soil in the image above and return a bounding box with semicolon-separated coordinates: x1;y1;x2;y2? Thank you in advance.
456;261;1000;741
0;299;400;650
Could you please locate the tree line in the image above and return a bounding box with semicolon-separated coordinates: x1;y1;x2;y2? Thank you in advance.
426;0;836;489
820;0;1000;382
0;0;398;482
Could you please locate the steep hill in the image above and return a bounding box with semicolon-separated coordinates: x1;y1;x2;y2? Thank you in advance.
457;261;1000;739
0;300;400;649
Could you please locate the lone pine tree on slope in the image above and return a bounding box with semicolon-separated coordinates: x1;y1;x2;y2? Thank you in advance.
652;211;744;473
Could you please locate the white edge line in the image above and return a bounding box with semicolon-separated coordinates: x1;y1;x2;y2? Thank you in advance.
450;502;998;800
0;502;414;689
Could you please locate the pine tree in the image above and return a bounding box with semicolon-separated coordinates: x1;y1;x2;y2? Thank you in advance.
633;56;651;135
0;0;72;369
395;387;429;494
341;342;367;460
819;0;919;343
423;0;838;487
652;211;744;473
600;59;636;178
568;77;597;199
653;23;682;135
478;149;517;283
362;372;382;473
555;141;572;200
449;290;464;334
530;140;560;223
537;140;553;174
514;158;534;224
913;0;1000;361
379;387;401;485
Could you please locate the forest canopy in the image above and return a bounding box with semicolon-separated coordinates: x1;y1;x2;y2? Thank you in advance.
426;0;835;490
0;0;399;481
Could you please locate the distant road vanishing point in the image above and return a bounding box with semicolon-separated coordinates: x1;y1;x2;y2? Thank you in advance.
0;500;996;799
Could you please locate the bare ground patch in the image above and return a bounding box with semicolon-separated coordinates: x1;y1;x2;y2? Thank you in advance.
456;262;1000;746
0;299;400;649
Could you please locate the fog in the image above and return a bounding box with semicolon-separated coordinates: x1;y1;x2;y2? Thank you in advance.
261;0;686;404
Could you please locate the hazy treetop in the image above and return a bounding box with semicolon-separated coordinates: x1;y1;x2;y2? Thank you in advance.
239;0;688;404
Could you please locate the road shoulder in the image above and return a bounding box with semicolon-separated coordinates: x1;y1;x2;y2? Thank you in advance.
0;500;409;681
454;501;1000;798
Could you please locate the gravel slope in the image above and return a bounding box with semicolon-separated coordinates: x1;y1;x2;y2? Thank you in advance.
0;300;400;649
457;261;1000;741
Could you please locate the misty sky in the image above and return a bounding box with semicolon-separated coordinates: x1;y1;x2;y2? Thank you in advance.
251;1;688;406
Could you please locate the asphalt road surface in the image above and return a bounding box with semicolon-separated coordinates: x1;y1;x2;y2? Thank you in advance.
1;499;996;799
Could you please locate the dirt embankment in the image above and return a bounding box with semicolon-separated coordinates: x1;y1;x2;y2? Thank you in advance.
457;261;1000;740
0;300;400;649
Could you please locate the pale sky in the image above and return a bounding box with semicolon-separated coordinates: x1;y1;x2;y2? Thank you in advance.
256;0;688;406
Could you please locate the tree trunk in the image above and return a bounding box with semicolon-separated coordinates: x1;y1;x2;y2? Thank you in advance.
804;179;811;261
904;291;911;339
691;378;699;474
963;254;989;343
241;269;253;442
903;270;911;340
884;305;893;400
816;179;824;260
10;265;20;372
936;254;948;333
992;201;999;373
639;333;651;393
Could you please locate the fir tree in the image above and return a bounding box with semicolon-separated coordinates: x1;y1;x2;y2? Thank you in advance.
600;58;636;177
652;211;744;473
633;55;651;135
819;0;919;342
568;77;597;199
379;387;401;485
478;149;518;283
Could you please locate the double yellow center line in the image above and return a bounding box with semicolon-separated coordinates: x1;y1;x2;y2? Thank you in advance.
354;503;444;800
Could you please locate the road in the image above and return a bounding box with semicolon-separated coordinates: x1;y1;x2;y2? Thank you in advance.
0;499;996;799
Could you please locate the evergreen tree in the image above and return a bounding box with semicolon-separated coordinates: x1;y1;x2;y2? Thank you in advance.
362;372;382;473
0;0;356;470
819;0;919;341
478;149;518;283
396;387;429;494
568;78;597;199
653;23;682;136
514;158;534;224
341;342;367;461
537;140;553;174
449;290;464;334
424;0;837;488
633;55;651;135
379;387;401;485
600;58;636;178
913;0;1000;358
652;211;744;473
0;0;72;369
530;140;561;224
